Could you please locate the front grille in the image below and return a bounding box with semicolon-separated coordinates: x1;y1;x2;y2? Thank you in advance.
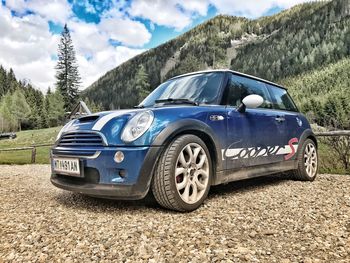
58;132;106;147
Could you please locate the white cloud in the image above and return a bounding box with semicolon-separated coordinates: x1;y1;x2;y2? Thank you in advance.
128;0;210;31
210;0;312;18
29;0;73;24
66;17;149;87
67;18;146;88
12;58;57;89
128;0;313;30
99;17;151;47
68;19;109;58
177;0;209;16
0;3;147;91
0;4;59;89
77;0;97;14
4;0;27;14
5;0;73;24
77;46;145;88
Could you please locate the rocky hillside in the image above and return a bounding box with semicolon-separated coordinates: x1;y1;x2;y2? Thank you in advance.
83;0;350;114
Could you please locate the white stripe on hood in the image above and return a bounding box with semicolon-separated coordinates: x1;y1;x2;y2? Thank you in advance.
92;110;137;131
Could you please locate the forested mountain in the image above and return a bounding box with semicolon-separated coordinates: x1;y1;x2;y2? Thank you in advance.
230;0;350;81
84;0;350;122
282;58;350;129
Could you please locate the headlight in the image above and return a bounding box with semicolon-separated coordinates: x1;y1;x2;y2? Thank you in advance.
121;111;154;143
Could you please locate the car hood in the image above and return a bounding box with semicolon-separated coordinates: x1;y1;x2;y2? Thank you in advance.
60;109;141;133
58;105;218;146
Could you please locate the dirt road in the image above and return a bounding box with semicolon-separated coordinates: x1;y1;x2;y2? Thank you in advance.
1;165;349;262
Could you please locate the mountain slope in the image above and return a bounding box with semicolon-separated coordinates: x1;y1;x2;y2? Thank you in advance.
231;0;350;81
83;15;247;109
83;0;350;111
281;58;350;128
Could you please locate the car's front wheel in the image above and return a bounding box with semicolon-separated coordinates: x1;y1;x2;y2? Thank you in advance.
152;135;212;212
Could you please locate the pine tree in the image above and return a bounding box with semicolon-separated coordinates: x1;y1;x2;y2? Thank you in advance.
7;68;18;92
45;91;65;127
0;93;17;132
55;24;81;112
0;90;30;131
135;65;151;103
10;89;31;131
0;66;6;97
85;98;102;113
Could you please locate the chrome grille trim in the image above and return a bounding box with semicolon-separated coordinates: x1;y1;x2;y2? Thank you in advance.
52;151;101;159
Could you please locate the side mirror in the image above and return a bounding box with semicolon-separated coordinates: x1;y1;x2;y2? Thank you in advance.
237;94;264;113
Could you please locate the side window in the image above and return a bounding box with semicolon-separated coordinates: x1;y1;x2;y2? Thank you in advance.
226;74;273;109
267;85;298;112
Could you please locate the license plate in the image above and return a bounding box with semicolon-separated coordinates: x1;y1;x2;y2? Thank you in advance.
53;158;81;176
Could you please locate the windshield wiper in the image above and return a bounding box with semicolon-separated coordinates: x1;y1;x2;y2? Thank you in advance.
155;98;199;106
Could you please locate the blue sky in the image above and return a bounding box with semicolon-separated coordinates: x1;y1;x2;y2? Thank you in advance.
0;0;309;91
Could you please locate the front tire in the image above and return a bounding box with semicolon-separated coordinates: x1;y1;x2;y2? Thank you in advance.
152;135;212;212
292;138;318;181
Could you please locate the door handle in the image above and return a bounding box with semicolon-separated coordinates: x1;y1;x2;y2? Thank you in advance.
275;116;285;122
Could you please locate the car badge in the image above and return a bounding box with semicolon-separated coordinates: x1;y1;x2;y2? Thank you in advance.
210;115;224;121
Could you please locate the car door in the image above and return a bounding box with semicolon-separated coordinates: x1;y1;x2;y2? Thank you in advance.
223;74;286;170
266;84;302;162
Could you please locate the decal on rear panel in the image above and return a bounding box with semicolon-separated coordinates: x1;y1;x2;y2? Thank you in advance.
222;138;299;161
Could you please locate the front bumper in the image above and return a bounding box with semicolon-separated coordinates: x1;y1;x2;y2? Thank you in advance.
51;175;146;199
50;145;163;200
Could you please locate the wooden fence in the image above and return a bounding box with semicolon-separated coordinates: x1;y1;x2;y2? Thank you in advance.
314;130;350;137
0;143;53;163
0;131;349;164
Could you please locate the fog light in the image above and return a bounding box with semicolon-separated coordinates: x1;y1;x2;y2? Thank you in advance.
119;169;126;178
114;151;124;163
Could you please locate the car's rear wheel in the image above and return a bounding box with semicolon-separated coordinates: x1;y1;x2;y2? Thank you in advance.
152;135;212;212
292;138;318;181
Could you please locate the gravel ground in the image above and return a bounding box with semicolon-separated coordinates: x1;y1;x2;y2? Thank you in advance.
1;165;350;262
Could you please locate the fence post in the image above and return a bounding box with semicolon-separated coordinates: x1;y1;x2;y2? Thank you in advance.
31;147;36;164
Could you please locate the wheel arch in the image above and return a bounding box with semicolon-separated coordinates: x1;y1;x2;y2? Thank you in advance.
176;129;218;172
299;129;318;149
152;119;224;184
307;134;318;148
291;129;318;181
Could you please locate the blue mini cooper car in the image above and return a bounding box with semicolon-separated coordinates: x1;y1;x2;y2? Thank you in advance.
51;70;318;211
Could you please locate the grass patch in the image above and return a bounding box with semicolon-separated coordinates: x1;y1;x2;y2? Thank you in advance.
0;127;348;174
0;127;61;165
318;141;349;175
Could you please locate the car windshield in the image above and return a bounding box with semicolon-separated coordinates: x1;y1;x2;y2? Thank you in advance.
139;72;225;107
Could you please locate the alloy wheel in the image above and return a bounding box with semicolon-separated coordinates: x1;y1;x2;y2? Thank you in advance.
304;143;317;177
175;143;209;204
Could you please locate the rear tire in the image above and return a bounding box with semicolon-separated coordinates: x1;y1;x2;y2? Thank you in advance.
292;138;318;181
151;135;212;212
